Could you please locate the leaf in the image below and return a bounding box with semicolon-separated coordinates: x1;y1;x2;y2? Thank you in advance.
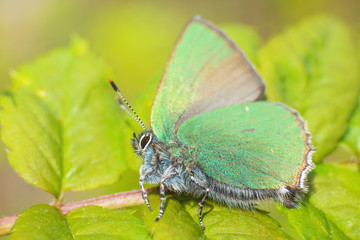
0;92;64;196
143;194;205;240
10;205;150;240
309;164;360;239
10;205;73;240
287;202;350;240
258;15;360;162
0;37;127;198
66;206;150;240
183;200;292;240
341;43;360;157
341;100;360;157
143;193;292;240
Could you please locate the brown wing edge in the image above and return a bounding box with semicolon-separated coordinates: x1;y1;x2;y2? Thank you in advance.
273;102;316;192
149;15;266;130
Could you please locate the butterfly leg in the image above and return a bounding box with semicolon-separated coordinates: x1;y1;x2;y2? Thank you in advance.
198;188;209;230
140;166;152;212
190;174;209;230
156;181;166;222
156;167;177;222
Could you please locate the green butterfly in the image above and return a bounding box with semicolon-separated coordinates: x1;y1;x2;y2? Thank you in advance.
109;16;315;230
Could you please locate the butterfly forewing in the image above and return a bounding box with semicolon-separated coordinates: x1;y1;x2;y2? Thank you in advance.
150;17;265;142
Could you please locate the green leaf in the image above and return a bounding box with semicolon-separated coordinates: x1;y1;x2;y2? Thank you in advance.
287;202;350;240
183;200;292;240
143;193;291;240
0;37;127;198
66;206;150;240
309;164;360;239
10;205;72;240
341;43;360;157
221;23;261;65
10;205;150;240
144;194;205;240
258;16;360;162
341;99;360;157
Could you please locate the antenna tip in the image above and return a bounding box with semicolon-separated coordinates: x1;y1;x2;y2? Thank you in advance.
108;78;118;91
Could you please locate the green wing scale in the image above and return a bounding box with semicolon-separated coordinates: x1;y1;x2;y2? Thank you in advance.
151;17;264;142
177;102;313;190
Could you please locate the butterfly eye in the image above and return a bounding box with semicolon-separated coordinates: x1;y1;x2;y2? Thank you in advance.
140;134;152;150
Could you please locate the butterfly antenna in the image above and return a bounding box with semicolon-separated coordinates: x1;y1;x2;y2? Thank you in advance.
108;79;148;131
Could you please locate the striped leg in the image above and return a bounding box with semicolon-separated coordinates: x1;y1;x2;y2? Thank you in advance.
156;182;166;221
140;167;152;212
155;168;177;222
190;175;209;230
198;188;209;230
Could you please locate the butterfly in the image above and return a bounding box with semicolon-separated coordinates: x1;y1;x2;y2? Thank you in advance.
109;16;315;230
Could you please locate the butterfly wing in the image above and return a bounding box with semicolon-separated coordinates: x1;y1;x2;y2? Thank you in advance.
176;102;314;190
150;16;265;141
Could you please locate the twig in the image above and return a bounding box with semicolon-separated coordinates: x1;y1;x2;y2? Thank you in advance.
59;188;154;214
0;188;155;236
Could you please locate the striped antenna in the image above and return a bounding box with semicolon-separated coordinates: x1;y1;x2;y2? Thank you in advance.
108;79;148;131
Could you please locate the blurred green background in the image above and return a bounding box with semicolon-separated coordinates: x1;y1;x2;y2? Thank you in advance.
0;0;359;219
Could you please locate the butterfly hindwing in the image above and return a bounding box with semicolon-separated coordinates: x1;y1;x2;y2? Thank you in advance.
150;17;265;142
177;102;313;190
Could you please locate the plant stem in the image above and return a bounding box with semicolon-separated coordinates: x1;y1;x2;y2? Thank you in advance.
0;188;154;236
59;188;154;214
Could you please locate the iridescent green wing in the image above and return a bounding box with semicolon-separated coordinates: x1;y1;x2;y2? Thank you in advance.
177;102;314;190
150;16;264;142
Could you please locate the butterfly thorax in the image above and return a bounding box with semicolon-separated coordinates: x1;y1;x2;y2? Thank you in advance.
131;132;203;193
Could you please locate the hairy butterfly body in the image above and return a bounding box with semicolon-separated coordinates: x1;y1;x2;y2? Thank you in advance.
109;16;315;230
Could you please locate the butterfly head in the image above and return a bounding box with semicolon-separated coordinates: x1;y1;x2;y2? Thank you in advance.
131;131;154;157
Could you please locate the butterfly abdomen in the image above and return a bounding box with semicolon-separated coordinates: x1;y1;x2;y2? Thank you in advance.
204;175;304;209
